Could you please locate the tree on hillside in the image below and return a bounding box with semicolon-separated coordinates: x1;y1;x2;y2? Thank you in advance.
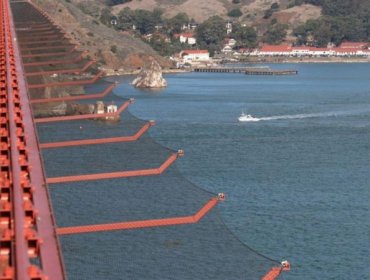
134;10;158;34
231;23;257;48
148;34;183;56
263;23;288;44
299;0;370;44
116;8;163;34
166;12;190;34
106;0;132;6
99;8;114;26
293;19;319;45
117;7;135;30
295;14;367;47
196;16;227;55
228;8;242;17
263;2;280;19
312;21;332;46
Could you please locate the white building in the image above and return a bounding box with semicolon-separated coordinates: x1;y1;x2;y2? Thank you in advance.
180;50;210;62
221;45;233;53
181;23;198;30
224;38;236;47
177;33;196;45
226;22;232;34
291;46;310;56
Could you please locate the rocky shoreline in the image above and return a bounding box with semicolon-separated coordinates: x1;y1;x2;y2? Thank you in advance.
132;60;167;88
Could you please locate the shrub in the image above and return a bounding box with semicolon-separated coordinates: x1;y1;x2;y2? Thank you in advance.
110;45;118;53
228;8;242;17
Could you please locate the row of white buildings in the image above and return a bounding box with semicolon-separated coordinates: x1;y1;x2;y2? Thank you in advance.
176;42;370;65
242;42;370;57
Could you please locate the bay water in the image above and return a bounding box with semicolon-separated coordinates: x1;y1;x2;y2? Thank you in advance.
41;63;370;279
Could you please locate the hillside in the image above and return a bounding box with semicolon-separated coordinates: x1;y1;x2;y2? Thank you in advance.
30;0;368;67
32;0;173;72
110;0;322;36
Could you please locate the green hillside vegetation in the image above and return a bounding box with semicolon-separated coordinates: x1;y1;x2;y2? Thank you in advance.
293;0;370;46
55;0;369;61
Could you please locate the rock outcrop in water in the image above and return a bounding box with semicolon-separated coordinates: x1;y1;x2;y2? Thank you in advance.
132;59;167;88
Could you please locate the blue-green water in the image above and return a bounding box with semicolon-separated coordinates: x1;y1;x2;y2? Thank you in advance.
110;64;370;279
40;63;370;279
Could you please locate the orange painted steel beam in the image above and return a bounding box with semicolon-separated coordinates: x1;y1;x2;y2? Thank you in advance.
57;198;219;235
4;0;66;278
26;59;94;77
3;10;30;280
40;121;155;149
35;99;132;123
23;53;83;67
31;82;114;103
47;150;184;184
262;262;290;280
28;70;103;89
262;267;282;280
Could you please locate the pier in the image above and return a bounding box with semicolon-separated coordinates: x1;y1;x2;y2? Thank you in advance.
245;69;298;75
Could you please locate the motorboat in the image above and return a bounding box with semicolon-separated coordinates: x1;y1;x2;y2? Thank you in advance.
238;112;260;122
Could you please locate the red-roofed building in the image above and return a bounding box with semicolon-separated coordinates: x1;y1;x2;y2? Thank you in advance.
259;45;292;56
339;42;368;49
309;47;334;56
255;44;370;57
333;47;359;56
292;46;311;56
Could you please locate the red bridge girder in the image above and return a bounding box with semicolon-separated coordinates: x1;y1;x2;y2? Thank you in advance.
46;150;184;184
40;120;155;149
0;0;66;279
57;198;220;235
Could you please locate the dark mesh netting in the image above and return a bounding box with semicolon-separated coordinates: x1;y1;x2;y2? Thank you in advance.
59;212;276;280
36;92;280;279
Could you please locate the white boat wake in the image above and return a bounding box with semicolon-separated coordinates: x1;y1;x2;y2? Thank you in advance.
238;108;370;122
238;113;260;122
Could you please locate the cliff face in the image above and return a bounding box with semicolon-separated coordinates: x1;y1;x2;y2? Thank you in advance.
132;60;167;88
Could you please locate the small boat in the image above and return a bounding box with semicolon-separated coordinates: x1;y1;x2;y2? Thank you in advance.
238;112;260;122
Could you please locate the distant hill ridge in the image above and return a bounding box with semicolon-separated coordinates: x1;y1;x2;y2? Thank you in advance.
109;0;321;28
